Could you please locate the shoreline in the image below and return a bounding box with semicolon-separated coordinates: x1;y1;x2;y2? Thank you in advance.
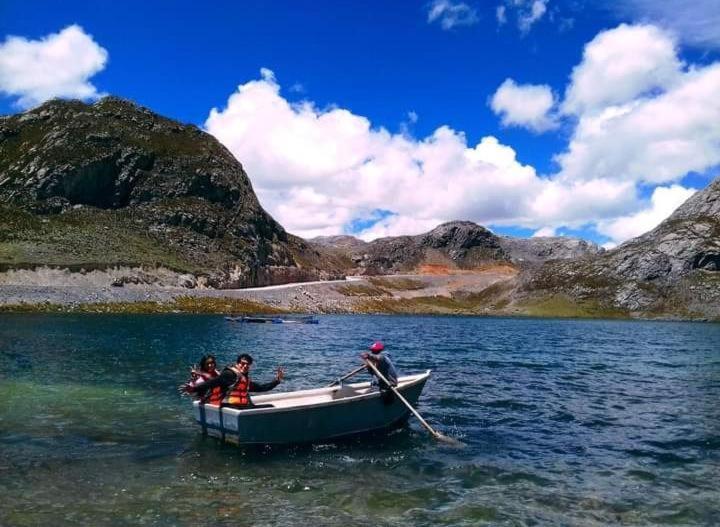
0;290;715;322
0;302;713;323
1;272;716;322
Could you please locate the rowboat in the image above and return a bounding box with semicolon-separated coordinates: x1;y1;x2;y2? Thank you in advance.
192;370;431;445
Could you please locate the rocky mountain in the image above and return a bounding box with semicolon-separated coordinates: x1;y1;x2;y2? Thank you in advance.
3;96;716;320
310;235;368;251
313;221;602;275
521;177;720;318
498;236;603;264
0;97;344;287
311;221;507;274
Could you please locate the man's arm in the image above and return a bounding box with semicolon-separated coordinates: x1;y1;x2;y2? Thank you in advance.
249;367;284;392
188;369;235;395
360;352;381;376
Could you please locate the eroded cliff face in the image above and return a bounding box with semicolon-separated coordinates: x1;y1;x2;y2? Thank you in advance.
0;97;344;287
520;177;720;318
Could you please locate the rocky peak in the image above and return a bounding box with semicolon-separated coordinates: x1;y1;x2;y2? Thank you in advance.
606;177;720;281
1;96;258;213
666;177;720;222
0;96;343;287
311;220;604;275
522;175;720;315
420;221;497;250
312;221;508;275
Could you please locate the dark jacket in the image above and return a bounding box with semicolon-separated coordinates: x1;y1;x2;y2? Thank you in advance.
367;353;398;388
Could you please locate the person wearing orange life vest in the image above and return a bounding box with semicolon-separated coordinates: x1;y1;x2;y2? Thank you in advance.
186;355;223;406
184;353;284;409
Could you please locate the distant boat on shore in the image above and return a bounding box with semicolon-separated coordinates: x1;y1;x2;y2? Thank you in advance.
225;315;319;324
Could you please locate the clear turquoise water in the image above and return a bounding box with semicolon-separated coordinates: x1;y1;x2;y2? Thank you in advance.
0;314;718;526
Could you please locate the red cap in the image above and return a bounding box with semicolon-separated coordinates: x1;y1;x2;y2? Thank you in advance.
369;341;385;353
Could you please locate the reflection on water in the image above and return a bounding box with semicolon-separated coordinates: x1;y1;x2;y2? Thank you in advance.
1;314;719;526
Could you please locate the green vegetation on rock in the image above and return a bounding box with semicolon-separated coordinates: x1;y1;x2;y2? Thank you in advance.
515;295;629;319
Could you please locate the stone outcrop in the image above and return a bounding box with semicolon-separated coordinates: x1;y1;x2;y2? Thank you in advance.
499;236;603;264
0;97;344;287
521;177;720;317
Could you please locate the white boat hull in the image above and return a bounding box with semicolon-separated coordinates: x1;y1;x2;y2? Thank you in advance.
192;371;431;445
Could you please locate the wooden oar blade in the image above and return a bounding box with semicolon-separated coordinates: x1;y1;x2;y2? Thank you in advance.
434;432;466;447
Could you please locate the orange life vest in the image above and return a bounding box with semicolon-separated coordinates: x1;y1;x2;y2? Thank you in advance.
224;367;250;407
198;370;223;406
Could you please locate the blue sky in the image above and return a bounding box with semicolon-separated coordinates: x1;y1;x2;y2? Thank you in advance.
1;1;719;246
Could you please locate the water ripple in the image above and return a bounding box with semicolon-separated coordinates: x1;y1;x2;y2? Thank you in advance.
0;313;718;526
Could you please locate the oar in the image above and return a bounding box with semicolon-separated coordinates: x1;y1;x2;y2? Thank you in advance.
364;360;464;447
328;365;367;387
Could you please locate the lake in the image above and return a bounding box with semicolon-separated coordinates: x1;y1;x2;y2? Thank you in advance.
0;314;718;526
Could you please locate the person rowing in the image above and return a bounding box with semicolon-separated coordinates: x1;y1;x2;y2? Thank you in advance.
361;341;398;404
183;353;285;409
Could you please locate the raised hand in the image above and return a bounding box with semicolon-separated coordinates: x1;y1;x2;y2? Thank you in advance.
178;383;195;396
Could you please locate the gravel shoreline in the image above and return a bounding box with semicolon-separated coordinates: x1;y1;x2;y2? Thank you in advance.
0;270;515;314
0;282;357;312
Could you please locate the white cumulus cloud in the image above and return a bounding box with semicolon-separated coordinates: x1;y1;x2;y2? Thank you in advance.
427;0;479;30
209;21;720;245
0;25;108;109
562;24;682;116
356;215;444;241
550;24;720;242
205;70;637;239
556;37;720;184
609;0;720;50
490;78;557;132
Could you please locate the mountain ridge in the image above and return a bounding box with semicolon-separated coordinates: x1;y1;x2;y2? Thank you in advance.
1;96;718;320
312;220;603;275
